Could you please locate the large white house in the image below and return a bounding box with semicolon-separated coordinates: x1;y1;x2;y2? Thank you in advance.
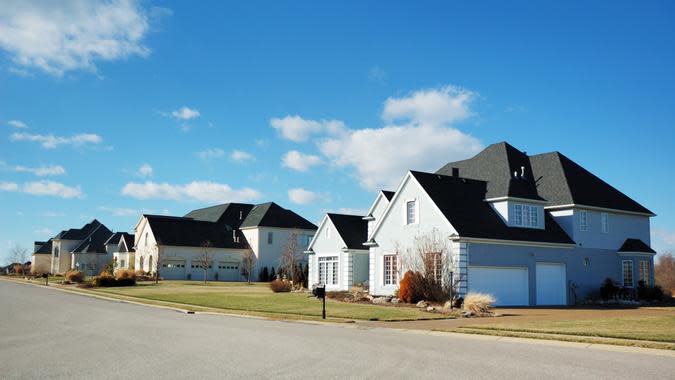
134;202;316;281
306;213;369;291
108;232;135;271
363;142;655;306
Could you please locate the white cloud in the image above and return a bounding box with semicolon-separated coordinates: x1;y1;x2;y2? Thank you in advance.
121;181;261;203
0;0;153;76
270;115;346;142
197;148;225;160
10;132;103;149
136;163;153;178
315;85;482;190
171;106;200;120
6;163;66;176
0;180;83;198
7;120;27;128
33;228;53;236
335;207;368;216
281;150;322;172
98;206;139;217
230;149;254;163
288;188;319;205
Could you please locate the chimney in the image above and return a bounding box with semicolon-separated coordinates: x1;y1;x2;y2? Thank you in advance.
451;167;459;177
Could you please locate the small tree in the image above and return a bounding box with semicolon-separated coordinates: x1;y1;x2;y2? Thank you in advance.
9;245;27;266
197;240;214;284
280;232;301;286
153;243;163;284
240;249;256;284
269;267;276;281
259;266;269;282
656;252;675;296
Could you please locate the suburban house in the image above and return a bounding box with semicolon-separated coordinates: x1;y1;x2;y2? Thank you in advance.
364;142;655;306
31;220;133;275
133;202;316;281
306;213;369;291
108;232;135;271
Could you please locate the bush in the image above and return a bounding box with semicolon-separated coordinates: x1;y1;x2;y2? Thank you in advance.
399;271;418;303
637;281;665;301
269;279;292;293
258;266;269;282
600;278;619;300
92;272;135;287
115;269;136;281
65;270;84;283
463;292;495;314
14;264;24;275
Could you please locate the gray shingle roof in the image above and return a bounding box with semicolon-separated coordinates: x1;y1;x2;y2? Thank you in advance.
411;171;574;245
71;224;114;254
34;239;53;254
240;202;317;230
618;238;655;253
437;142;652;215
184;203;254;225
59;219;103;240
327;213;368;250
144;215;249;249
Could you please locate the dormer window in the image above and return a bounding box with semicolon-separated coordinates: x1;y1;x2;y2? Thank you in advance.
513;204;539;228
601;212;609;233
579;210;588;231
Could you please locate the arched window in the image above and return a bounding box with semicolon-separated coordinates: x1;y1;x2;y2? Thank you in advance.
149;255;154;273
145;232;149;248
140;256;145;271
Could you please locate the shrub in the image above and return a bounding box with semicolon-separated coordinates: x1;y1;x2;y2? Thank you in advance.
65;270;84;283
92;272;135;287
600;278;619;300
269;279;292;293
463;292;495;314
269;267;276;281
637;281;665;301
399;271;417;303
258;266;269;282
115;269;136;281
13;264;24;275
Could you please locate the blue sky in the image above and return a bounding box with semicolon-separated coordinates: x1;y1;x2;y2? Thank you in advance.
1;1;674;264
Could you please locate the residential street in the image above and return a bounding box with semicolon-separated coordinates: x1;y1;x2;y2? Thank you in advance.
1;280;673;379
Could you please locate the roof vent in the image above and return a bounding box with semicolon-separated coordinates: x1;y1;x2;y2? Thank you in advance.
239;210;243;220
513;170;518;178
451;167;459;177
520;166;526;178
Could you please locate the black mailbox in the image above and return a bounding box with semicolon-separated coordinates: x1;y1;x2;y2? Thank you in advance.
314;285;326;299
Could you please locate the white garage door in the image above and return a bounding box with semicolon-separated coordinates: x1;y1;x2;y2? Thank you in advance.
216;262;240;281
468;266;529;306
536;263;567;305
161;261;186;280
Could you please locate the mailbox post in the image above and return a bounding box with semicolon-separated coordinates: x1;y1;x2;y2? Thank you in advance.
43;273;48;286
314;285;326;319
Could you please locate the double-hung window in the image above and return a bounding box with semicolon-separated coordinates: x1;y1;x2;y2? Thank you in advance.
267;232;273;245
383;255;398;285
580;211;588;231
639;260;650;286
406;200;417;225
514;204;523;226
601;212;609;233
622;260;634;287
318;256;339;286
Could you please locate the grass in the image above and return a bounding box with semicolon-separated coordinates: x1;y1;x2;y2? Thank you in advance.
460;316;675;343
85;281;446;321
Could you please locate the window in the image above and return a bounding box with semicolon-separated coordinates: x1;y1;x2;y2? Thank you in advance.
513;204;539;227
406;200;417;225
318;256;339;286
622;260;633;287
431;252;443;284
639;260;650;285
383;255;398;285
325;226;331;239
601;212;609;233
579;210;588;231
54;245;59;258
121;259;126;268
514;204;523;226
267;231;273;245
145;232;148;247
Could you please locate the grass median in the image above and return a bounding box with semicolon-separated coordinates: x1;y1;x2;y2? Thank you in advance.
85;280;447;321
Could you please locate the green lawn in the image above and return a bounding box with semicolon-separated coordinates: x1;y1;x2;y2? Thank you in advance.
464;316;675;343
89;281;446;321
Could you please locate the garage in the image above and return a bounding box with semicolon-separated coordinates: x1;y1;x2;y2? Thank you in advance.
536;263;567;305
468;266;529;306
216;261;241;281
161;260;186;280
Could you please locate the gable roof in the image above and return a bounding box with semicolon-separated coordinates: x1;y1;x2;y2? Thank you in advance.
327;213;368;250
105;232;135;249
410;171;574;245
71;224;114;254
240;202;317;230
618;238;655;254
120;233;135;252
34;239;53;254
59;219;104;240
437;142;653;215
529;152;653;215
144;215;249;249
381;190;395;201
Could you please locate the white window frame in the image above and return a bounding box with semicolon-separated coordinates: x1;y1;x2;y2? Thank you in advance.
639;260;650;286
514;204;523;226
267;231;273;245
601;212;609;234
530;206;538;227
513;203;538;227
405;200;417;225
318;256;339;286
622;260;633;288
579;210;588;231
383;254;398;286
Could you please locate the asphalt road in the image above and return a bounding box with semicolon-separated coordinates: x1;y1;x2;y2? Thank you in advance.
1;280;674;379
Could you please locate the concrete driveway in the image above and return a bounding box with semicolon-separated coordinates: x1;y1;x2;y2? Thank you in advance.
1;280;674;379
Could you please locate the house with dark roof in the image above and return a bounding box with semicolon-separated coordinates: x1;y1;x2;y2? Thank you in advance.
305;213;369;291
108;232;135;271
133;202;316;281
32;220;132;275
365;142;656;306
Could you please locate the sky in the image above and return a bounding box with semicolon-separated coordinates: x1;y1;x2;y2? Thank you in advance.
1;1;674;264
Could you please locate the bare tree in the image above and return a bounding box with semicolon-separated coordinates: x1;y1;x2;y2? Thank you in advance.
656;252;675;296
240;249;256;285
9;245;27;264
197;240;214;284
280;231;301;286
153;243;163;284
399;229;463;303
